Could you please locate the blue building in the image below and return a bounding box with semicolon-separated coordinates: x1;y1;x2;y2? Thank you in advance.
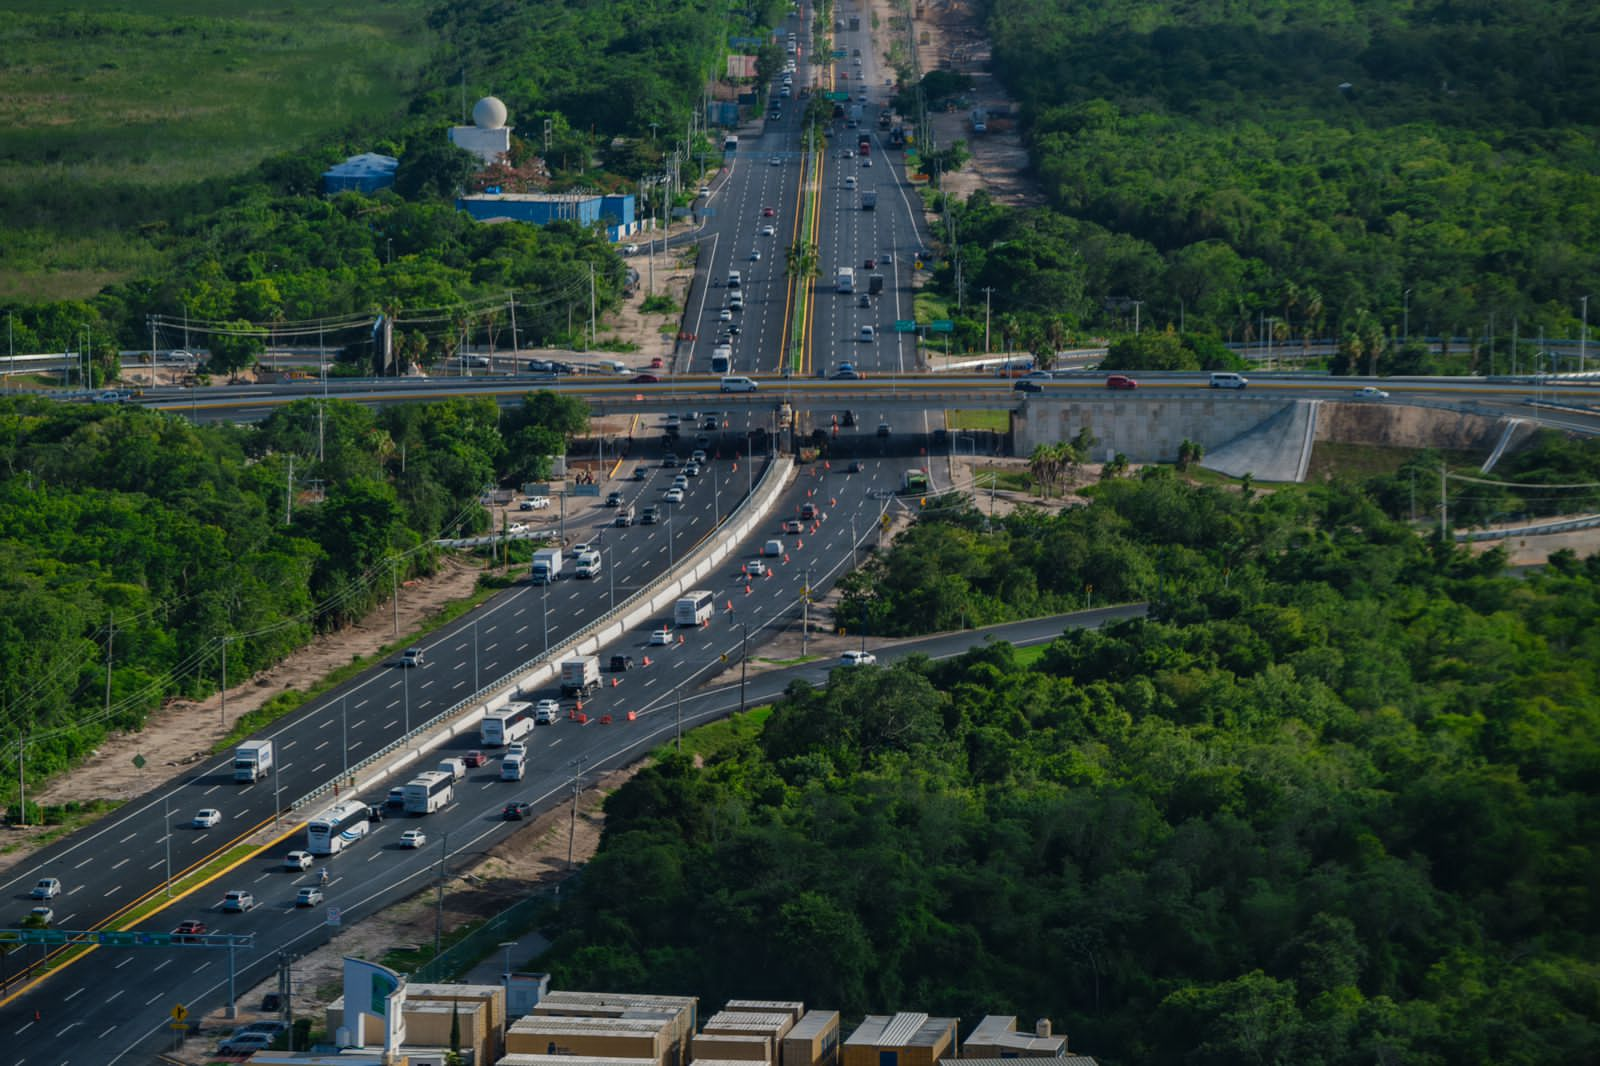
456;192;639;241
322;153;399;195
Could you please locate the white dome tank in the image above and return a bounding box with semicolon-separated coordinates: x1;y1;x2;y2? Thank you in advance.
472;96;508;129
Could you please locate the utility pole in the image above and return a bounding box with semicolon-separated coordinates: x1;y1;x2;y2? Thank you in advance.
509;292;520;366
219;636;228;726
802;568;811;656
1582;295;1590;374
284;455;294;526
588;263;597;349
391;560;400;637
1439;462;1449;542
104;613;114;718
433;833;448;955
674;686;683;752
981;287;995;353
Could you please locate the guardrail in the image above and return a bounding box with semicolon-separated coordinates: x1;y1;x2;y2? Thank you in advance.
1455;513;1600;542
289;452;796;814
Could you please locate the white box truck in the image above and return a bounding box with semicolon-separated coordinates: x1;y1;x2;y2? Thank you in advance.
531;548;562;584
836;266;855;293
234;740;273;783
560;655;601;696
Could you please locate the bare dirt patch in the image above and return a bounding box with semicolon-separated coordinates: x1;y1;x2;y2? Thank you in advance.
888;0;1041;207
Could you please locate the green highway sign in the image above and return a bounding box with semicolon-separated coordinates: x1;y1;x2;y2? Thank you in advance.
832;49;847;58
894;320;917;333
826;91;849;101
930;320;955;333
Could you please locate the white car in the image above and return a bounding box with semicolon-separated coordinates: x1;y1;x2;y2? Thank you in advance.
535;700;560;724
295;886;324;908
507;741;527;758
400;829;427;848
283;851;313;871
838;650;878;667
750;249;762;260
400;646;424;667
762;538;784;557
520;495;550;510
218;1033;275;1055
651;627;673;645
745;560;768;577
665;487;685;503
719;308;733;322
569;541;594;557
699;185;711;195
26;906;54;926
759;225;776;236
1355;385;1390;399
30;878;61;900
221;890;256;912
771;155;783;165
193;808;222;829
622;243;640;254
508;522;528;534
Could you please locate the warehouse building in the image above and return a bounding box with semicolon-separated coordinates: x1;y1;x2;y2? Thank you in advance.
322;153;398;194
960;1017;1068;1058
780;1010;840;1066
456;192;638;241
842;1013;958;1066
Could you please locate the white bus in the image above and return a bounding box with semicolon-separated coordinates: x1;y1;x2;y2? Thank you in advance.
306;799;371;856
481;701;535;747
403;771;455;815
675;590;715;627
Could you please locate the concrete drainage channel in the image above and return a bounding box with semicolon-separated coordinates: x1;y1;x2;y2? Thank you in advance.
287;453;798;815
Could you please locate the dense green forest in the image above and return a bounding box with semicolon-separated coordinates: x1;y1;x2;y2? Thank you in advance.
0;390;584;809
1;0;783;362
915;0;1600;367
539;471;1600;1063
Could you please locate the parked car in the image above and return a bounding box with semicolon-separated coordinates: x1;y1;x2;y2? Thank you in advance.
218;1032;276;1055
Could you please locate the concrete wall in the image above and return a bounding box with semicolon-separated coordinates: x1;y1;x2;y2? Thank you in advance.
1314;401;1505;451
1012;395;1288;462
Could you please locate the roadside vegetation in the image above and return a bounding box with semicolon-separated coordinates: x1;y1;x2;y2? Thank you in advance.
0;0;791;374
0;391;586;818
906;0;1599;372
537;463;1600;1064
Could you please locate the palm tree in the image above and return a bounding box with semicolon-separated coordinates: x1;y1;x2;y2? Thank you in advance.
1176;438;1204;471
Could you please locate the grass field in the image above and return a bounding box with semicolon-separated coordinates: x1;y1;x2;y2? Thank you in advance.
0;0;434;298
946;409;1009;432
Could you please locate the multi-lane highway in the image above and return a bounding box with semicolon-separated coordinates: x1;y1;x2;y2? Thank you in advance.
0;446;1058;1064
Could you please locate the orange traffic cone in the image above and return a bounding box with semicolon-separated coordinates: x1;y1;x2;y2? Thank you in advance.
678;633;686;644
745;583;752;595
830;498;837;507
643;656;652;667
611;677;619;688
825;461;831;470
783;553;791;563
798;538;804;549
726;599;734;612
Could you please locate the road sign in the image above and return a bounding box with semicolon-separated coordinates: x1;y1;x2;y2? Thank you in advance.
132;754;146;770
894;320;917;333
326;906;342;927
825;91;849;101
570;484;600;497
832;49;847;58
171;1004;188;1024
930;320;954;333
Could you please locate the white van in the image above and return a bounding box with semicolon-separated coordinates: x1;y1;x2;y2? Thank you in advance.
436;758;466;782
728;292;744;310
1209;372;1248;389
500;754;525;781
727;270;742;290
720;376;759;393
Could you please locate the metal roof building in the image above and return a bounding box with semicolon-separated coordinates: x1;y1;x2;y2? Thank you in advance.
322;152;398;194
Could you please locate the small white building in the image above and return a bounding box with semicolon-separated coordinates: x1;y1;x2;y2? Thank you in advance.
450;96;513;164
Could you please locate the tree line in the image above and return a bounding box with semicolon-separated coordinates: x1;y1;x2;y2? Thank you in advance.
0;390;586;816
537;467;1599;1064
905;0;1599;371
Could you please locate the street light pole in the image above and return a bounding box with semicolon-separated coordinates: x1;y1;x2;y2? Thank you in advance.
738;622;750;714
499;940;517;982
1582;295;1590;374
541;582;549;655
402;666;411;735
472;617;480;692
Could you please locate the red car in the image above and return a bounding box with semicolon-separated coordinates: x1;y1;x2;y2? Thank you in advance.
762;206;776;217
173;920;207;941
649;356;664;369
1106;374;1139;390
864;258;876;269
631;373;660;384
463;750;486;768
